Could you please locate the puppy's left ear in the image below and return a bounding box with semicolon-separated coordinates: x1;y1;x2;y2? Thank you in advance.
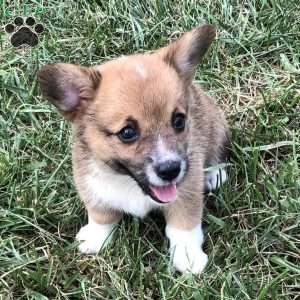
161;24;216;83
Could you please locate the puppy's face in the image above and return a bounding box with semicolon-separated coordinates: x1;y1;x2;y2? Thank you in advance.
88;57;190;203
38;25;216;204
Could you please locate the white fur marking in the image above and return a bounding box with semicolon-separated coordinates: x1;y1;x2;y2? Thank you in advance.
165;224;208;274
76;222;116;254
146;137;186;187
156;137;180;162
146;164;164;187
79;159;159;217
134;63;147;79
205;168;227;192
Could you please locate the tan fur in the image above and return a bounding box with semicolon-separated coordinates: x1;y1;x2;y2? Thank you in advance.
79;55;187;164
88;207;122;224
38;25;227;240
164;87;227;230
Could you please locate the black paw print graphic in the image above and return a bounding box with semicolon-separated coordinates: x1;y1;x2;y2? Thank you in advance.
4;16;44;47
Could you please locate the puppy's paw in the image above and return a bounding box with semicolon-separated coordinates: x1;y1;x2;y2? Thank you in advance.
205;168;227;192
76;223;116;254
166;224;208;275
171;245;208;274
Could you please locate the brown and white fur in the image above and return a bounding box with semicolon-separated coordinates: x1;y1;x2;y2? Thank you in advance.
38;25;228;274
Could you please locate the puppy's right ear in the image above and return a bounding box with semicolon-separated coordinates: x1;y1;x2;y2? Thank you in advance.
38;63;101;120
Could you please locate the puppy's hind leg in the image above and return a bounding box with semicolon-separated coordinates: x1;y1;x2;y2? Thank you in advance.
204;134;230;193
204;166;227;193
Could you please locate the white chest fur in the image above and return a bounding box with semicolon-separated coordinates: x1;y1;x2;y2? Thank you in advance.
78;159;160;218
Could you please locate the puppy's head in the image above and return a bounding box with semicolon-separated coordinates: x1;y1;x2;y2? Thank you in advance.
38;25;216;204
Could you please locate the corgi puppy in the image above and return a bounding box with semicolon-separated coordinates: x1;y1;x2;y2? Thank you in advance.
38;24;228;274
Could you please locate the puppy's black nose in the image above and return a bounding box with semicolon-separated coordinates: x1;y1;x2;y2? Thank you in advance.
155;160;181;181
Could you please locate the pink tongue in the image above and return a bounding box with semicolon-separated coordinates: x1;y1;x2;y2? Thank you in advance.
150;184;177;203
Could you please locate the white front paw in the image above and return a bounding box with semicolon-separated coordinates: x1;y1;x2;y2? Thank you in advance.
171;246;208;274
166;224;208;274
76;223;115;254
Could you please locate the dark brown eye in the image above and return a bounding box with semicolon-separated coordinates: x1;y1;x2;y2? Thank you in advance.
172;113;186;132
118;125;139;143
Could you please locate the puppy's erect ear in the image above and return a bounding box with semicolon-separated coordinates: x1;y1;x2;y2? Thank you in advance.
38;63;101;120
161;24;216;83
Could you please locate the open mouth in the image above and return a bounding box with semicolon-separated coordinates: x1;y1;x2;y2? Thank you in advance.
109;159;179;204
148;183;177;204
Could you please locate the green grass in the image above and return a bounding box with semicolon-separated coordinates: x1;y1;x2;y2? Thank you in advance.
0;0;299;299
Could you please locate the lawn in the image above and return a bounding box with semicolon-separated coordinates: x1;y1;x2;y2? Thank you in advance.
0;0;299;299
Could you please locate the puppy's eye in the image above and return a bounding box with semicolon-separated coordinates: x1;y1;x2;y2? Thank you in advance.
172;113;186;132
118;125;139;143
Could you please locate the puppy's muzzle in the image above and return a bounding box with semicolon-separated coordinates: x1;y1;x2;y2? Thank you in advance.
154;160;181;181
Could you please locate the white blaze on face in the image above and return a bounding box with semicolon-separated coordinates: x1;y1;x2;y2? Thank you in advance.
133;62;147;79
146;137;186;187
114;58;147;79
156;137;180;162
